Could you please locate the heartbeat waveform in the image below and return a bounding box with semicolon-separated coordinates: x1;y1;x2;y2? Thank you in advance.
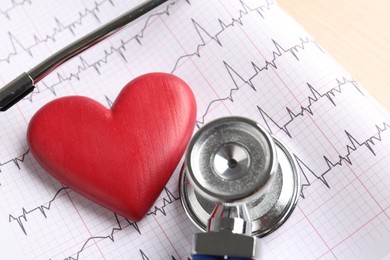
65;187;178;260
0;0;31;20
296;122;390;198
8;186;69;235
4;0;387;258
0;149;30;183
65;213;140;260
22;1;177;102
20;0;274;104
171;0;274;74
10;186;177;237
140;249;149;260
0;0;114;64
9;184;179;258
140;249;191;260
147;187;180;216
105;95;114;108
195;36;321;127
258;77;362;137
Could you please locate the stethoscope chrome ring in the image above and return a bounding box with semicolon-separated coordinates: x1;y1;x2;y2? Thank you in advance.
180;116;301;237
185;116;278;205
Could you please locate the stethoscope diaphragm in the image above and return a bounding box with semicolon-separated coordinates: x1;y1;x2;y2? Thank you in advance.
180;117;301;237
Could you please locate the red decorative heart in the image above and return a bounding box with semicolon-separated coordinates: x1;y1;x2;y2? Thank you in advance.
27;73;196;221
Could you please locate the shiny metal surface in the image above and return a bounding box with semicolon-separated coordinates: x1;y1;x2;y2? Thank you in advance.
185;117;278;204
212;143;250;181
208;204;252;235
180;121;301;237
192;231;261;259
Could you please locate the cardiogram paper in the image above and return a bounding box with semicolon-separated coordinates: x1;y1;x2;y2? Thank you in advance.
0;0;389;259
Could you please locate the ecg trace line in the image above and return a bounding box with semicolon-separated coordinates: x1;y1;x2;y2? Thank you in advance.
21;0;178;101
66;119;389;258
9;184;179;259
17;0;327;136
296;121;390;197
9;185;178;237
20;0;273;103
3;0;278;219
1;0;377;223
8;186;69;235
0;0;114;64
140;249;150;260
7;123;389;255
0;0;32;20
66;213;139;260
0;149;30;182
2;0;388;259
195;36;321;127
140;249;191;260
0;44;349;181
170;0;274;74
258;77;362;137
105;95;114;108
65;187;179;260
147;188;180;216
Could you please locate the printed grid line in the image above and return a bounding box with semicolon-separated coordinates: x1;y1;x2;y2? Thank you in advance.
0;0;389;259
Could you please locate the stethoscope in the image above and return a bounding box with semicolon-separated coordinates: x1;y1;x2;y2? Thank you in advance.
0;1;301;259
0;0;169;111
180;116;300;259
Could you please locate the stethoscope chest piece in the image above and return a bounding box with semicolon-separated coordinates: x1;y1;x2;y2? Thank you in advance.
180;117;301;239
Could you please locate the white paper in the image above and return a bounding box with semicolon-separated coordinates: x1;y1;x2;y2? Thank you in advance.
0;0;389;259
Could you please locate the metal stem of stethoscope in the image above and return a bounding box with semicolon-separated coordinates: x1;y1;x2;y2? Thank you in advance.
0;0;168;111
180;117;301;259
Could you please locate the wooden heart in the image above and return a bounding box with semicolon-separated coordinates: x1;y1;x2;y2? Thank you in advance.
27;73;196;221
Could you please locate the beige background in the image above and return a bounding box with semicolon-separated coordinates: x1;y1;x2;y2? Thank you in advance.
278;0;390;111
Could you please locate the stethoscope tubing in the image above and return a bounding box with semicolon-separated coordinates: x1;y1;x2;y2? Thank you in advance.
0;0;168;111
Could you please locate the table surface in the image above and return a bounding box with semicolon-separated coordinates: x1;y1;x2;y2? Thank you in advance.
277;0;390;111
